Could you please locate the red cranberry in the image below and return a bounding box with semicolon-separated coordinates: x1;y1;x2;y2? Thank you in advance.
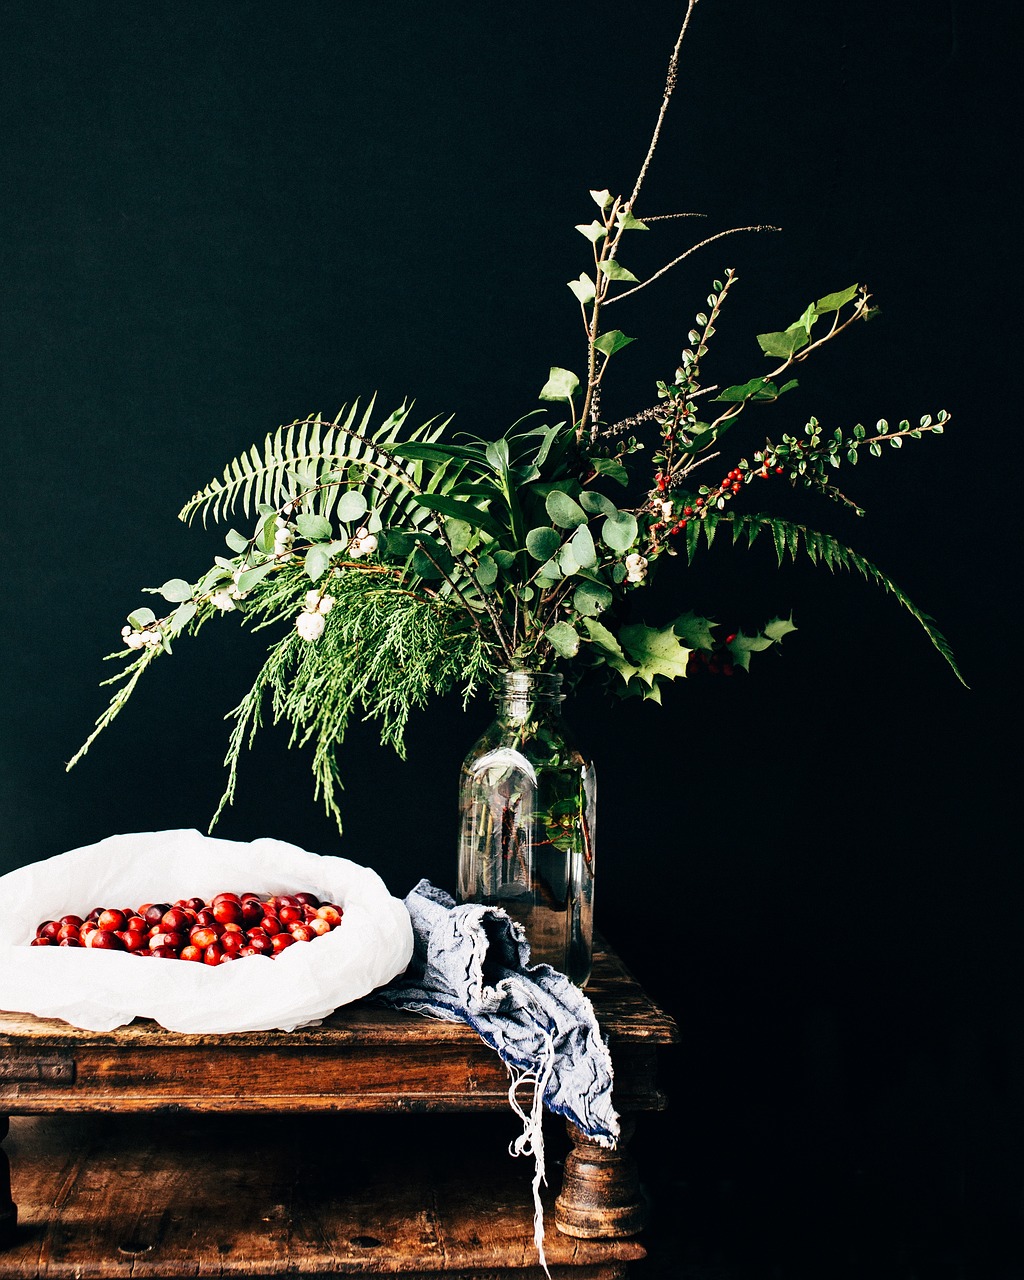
290;924;314;943
293;892;321;908
260;915;282;936
144;903;171;927
30;936;52;946
150;944;179;959
58;914;84;929
212;899;243;926
270;933;295;954
179;945;204;962
87;929;125;950
58;937;83;947
203;944;223;966
316;905;343;927
160;907;192;933
190;926;220;949
278;905;303;926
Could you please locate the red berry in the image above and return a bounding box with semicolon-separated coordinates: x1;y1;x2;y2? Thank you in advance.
87;929;125;951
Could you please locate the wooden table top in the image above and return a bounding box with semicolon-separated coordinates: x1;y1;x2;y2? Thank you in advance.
0;936;678;1050
0;937;678;1116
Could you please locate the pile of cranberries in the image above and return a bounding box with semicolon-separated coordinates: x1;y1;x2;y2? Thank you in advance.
30;891;343;963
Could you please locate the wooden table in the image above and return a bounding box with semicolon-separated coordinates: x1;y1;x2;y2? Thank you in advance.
0;938;678;1278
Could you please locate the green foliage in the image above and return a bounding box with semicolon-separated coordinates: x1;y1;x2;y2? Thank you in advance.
68;4;963;832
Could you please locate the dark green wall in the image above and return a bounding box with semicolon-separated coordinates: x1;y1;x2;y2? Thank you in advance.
1;1;1019;1271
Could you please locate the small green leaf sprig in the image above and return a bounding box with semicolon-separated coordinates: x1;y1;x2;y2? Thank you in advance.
68;0;963;830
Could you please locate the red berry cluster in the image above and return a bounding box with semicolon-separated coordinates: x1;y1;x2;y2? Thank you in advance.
30;891;343;963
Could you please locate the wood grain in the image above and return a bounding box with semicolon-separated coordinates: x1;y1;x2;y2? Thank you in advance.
0;1112;645;1277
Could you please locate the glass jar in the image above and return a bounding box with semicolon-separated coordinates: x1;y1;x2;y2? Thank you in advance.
457;670;596;985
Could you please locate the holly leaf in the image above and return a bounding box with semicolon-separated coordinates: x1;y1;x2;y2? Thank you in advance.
619;622;692;686
673;611;717;651
764;614;798;642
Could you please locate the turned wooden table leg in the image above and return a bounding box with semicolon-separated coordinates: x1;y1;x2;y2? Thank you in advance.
554;1115;648;1238
0;1115;17;1247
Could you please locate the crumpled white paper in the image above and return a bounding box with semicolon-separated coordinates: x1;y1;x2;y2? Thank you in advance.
0;828;414;1033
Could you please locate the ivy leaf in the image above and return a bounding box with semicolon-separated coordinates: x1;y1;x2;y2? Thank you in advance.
568;273;597;305
619;621;692;686
576;220;607;243
526;526;562;560
814;284;859;314
590;188;613;210
545;621;581;659
337;491;368;524
156;578;193;603
590;457;630;486
296;513;333;541
598;259;640;283
756;328;809;361
712;377;781;403
600;510;638;552
546;490;588;529
593;330;636;357
615;208;648;231
539;367;580;402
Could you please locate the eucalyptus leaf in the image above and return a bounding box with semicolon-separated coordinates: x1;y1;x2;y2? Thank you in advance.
476;553;498;587
574;579;613;617
157;578;194;603
545;621;581;659
570;522;598;568
225;529;249;553
526;526;562;561
296;513;333;541
237;562;277;593
304;545;330;582
169;601;197;632
579;490;617;516
600;510;638;552
557;544;580;576
445;516;473;556
545;490;588;529
337;491;368;524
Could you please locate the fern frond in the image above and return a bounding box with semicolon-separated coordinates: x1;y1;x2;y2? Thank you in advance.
720;513;967;685
177;400;441;529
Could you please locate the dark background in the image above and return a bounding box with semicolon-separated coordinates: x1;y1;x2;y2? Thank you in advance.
1;1;1019;1275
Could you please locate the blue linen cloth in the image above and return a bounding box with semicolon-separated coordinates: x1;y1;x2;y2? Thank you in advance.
374;879;620;1274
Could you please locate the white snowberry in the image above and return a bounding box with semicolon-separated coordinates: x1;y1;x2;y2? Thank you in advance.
295;611;326;642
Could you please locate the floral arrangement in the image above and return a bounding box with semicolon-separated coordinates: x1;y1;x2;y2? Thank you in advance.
68;1;961;830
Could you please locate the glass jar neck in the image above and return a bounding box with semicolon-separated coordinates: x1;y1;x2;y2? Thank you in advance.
494;670;564;723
